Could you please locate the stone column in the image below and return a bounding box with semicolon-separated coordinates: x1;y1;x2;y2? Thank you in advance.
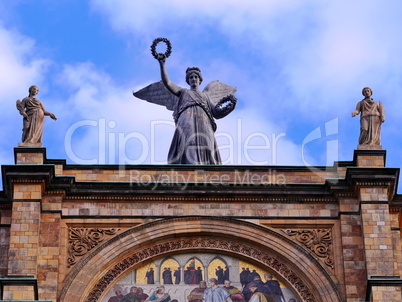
37;193;62;301
5;182;42;301
353;149;402;302
338;195;366;301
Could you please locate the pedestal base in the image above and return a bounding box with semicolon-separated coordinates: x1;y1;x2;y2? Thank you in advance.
18;142;42;147
357;144;382;150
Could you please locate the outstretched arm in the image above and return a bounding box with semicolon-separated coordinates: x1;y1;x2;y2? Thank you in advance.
40;101;57;120
351;101;361;117
158;56;181;96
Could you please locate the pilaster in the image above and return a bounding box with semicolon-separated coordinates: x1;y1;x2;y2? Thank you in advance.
350;149;402;302
5;182;42;300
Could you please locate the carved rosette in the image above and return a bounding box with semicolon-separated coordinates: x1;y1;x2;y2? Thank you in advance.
85;238;316;302
67;227;119;267
282;229;334;269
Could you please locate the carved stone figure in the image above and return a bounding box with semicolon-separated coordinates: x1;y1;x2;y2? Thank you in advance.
133;38;237;165
351;87;385;148
16;85;57;147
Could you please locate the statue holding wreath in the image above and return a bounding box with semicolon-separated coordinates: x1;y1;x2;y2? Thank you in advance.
134;38;237;165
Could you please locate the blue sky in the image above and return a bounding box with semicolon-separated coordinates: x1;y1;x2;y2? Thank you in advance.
1;0;402;189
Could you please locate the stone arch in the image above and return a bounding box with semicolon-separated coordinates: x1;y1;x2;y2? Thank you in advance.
159;255;180;270
208;255;228;267
59;217;343;302
183;255;203;268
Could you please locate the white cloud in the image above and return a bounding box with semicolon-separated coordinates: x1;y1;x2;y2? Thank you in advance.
56;61;309;166
2;0;401;172
0;25;50;169
90;0;307;35
281;1;402;114
0;27;49;98
89;0;402;118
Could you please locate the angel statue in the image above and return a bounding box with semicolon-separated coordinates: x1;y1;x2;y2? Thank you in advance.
16;85;57;147
133;38;237;165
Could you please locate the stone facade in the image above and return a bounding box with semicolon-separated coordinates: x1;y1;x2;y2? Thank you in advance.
0;147;401;301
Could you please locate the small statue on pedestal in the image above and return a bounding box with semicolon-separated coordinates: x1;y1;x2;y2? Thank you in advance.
351;87;385;149
16;85;57;147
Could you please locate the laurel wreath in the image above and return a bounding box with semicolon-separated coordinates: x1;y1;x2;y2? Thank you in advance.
151;38;172;60
217;95;237;109
215;95;237;116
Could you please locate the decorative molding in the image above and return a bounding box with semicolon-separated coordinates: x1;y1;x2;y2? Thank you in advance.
389;207;401;214
64;196;337;203
282;229;334;269
334;192;356;198
85;237;316;302
355;181;391;187
44;190;65;195
67;227;119;267
11;179;44;183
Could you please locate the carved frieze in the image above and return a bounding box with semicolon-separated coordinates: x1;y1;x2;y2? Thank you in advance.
67;227;119;267
85;237;316;302
282;229;334;269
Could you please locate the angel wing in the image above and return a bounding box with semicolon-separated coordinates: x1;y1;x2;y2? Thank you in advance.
203;80;237;106
133;81;178;111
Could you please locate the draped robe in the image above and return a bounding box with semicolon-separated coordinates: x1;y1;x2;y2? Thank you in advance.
168;89;221;165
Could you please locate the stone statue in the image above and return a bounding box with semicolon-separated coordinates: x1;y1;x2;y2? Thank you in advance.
351;87;385;148
16;85;57;147
133;38;237;164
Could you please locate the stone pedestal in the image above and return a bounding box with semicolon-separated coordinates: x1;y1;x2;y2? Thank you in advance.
14;147;46;165
353;149;386;167
357;144;382;150
18;143;42;148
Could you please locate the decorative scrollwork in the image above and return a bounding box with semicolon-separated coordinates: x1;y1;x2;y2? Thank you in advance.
67;227;119;267
282;229;334;269
85;237;316;302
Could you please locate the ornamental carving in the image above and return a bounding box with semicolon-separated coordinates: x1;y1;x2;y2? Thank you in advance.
85;237;316;302
67;227;119;267
282;229;334;269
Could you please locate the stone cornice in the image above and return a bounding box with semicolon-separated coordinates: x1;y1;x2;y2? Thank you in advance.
345;167;399;201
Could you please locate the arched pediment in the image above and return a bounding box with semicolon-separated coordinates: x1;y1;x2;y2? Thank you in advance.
59;217;343;302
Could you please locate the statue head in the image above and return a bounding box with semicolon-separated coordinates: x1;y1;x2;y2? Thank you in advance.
28;85;39;96
362;87;373;97
186;67;203;85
